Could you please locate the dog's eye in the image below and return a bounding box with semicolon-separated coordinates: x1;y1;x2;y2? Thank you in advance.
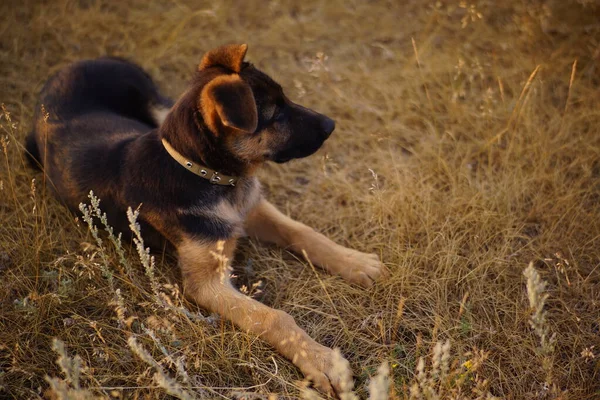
272;105;286;123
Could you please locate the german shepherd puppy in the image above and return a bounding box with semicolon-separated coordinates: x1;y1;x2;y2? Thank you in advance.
26;44;387;395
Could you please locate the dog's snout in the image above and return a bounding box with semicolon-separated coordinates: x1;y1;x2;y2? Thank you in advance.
321;117;335;138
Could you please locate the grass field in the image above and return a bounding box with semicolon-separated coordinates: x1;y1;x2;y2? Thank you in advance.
1;0;600;398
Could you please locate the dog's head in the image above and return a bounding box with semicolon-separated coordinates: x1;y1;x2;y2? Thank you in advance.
196;44;335;165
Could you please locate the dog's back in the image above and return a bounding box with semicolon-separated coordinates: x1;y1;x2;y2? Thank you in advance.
35;57;165;126
27;58;172;207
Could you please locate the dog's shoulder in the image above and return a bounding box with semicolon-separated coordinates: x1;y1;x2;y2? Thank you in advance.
175;177;262;240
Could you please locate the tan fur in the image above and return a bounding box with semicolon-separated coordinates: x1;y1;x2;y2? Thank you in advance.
199;43;248;73
232;178;262;216
199;74;258;135
245;199;389;288
214;200;244;227
228;124;291;162
199;79;224;135
177;236;349;394
45;65;77;99
176;178;261;237
150;105;171;126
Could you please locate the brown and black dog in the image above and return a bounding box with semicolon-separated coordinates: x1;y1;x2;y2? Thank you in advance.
26;44;387;394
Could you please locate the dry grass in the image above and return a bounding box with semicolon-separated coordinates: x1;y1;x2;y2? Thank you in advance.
1;0;600;398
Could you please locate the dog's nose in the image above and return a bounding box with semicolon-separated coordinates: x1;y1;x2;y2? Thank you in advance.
321;117;335;138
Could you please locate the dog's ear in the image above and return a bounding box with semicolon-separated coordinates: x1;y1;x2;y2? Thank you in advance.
200;74;258;134
199;44;248;73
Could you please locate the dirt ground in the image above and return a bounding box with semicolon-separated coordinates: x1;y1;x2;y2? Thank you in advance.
1;0;600;399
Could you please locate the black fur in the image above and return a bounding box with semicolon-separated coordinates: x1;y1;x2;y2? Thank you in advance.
25;132;41;169
27;53;334;248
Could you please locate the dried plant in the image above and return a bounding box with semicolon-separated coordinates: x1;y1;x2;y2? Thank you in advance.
368;362;390;400
78;192;115;289
127;336;195;400
523;262;558;396
408;340;497;400
2;1;600;399
45;339;101;400
127;206;161;301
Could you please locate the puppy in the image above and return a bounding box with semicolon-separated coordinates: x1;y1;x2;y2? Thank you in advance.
26;44;387;394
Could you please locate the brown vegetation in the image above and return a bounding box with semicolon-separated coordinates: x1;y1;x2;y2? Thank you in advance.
1;0;599;398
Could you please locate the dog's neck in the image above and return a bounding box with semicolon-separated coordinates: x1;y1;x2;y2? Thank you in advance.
158;90;259;178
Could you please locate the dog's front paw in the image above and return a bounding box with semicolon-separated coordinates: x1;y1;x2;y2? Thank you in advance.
332;248;389;288
294;344;354;396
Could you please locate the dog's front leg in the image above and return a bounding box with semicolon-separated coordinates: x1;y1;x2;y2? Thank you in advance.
177;237;352;395
245;199;389;288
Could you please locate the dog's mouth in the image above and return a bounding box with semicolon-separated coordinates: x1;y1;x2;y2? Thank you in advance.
271;137;328;164
272;155;293;164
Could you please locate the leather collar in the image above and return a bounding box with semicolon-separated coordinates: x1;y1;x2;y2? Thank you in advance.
161;138;238;187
